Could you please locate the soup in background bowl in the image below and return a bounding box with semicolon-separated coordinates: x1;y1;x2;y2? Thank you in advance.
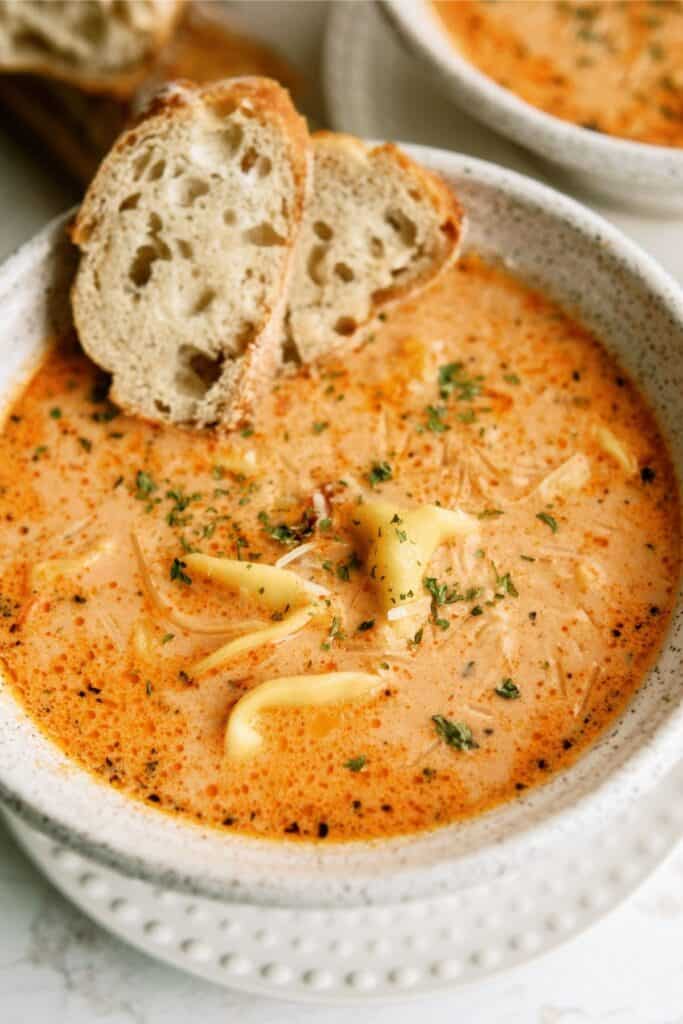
385;1;683;208
0;148;681;907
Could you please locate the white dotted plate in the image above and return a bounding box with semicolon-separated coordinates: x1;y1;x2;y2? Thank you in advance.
5;758;683;1005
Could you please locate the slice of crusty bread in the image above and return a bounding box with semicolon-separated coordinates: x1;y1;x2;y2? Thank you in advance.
0;2;299;186
71;77;311;427
0;0;184;97
284;133;465;364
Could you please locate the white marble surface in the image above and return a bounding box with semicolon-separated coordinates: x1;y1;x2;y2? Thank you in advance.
1;2;683;1020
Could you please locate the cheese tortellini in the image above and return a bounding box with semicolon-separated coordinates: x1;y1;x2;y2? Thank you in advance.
348;501;478;613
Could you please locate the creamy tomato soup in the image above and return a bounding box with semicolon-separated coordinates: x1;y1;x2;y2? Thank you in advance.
0;255;678;842
434;1;683;148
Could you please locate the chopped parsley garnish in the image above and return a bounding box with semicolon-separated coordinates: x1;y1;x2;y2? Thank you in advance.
321;616;345;651
411;627;424;646
78;437;92;453
241;426;254;438
424;577;458;606
424;404;450;433
357;619;375;632
520;554;536;562
318;517;332;531
438;362;484;402
432;715;478;751
494;567;519;598
135;470;157;499
477;508;504;519
367;461;393;487
32;445;48;461
49;407;62;419
166;488;200;527
470;605;483;616
336;552;361;581
503;373;521;386
312;421;329;434
495;678;521;700
536;511;558;533
345;756;366;772
212;465;224;480
258;508;315;546
170;558;192;585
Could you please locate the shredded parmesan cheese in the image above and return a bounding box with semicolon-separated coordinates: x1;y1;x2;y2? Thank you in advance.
592;424;638;476
31;536;116;589
275;542;316;569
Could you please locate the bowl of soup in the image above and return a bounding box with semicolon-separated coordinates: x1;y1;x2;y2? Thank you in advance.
386;1;683;208
0;146;681;907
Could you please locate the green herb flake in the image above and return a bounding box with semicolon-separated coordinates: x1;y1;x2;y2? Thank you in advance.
477;508;504;519
367;461;393;487
432;714;478;751
78;437;92;453
536;511;558;533
357;619;375;632
258;508;315;546
495;678;521;700
135;470;157;499
161;633;175;645
438;362;484;402
345;756;366;772
503;373;521;385
312;421;329;434
32;445;48;461
49;407;62;419
170;558;192;585
424;404;450;433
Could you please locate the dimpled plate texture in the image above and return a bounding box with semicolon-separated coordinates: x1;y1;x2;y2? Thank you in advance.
5;758;683;1004
0;146;682;908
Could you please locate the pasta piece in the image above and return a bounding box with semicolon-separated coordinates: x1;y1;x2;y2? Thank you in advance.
347;501;478;613
131;533;262;635
182;554;328;612
191;605;317;676
592;424;638;476
225;671;382;759
30;536;115;588
537;453;591;501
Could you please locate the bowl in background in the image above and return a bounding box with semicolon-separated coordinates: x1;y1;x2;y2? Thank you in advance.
385;0;683;211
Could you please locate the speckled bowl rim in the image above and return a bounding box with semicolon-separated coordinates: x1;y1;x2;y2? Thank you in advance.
385;0;683;188
0;146;682;909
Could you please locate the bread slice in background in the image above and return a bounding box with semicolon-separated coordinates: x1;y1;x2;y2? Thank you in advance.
0;0;184;97
0;2;300;185
285;133;465;364
71;77;311;427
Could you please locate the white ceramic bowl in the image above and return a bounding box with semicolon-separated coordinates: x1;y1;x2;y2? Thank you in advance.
0;148;682;908
385;1;683;209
